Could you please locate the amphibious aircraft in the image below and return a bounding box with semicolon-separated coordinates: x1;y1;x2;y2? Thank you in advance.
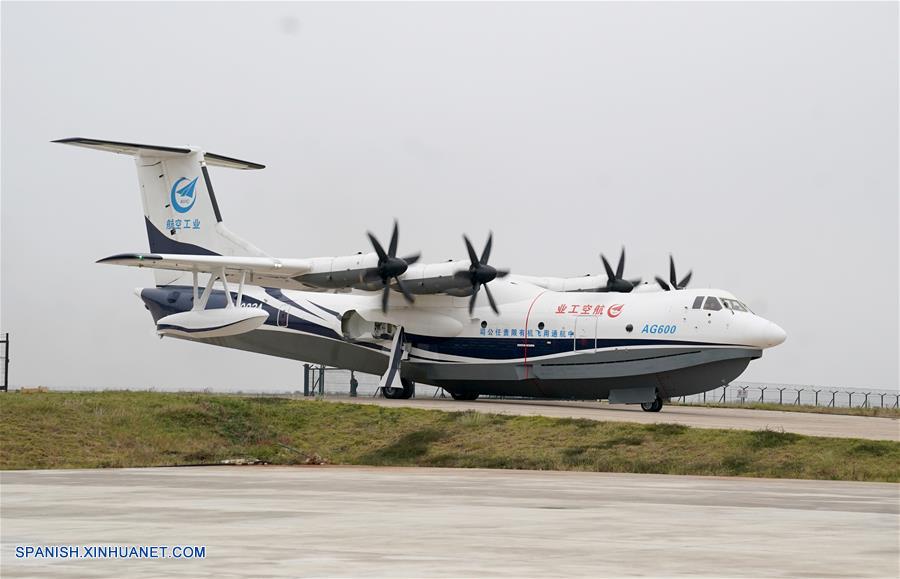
56;138;786;412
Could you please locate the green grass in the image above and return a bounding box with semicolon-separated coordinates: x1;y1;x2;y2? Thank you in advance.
1;391;898;482
671;400;900;418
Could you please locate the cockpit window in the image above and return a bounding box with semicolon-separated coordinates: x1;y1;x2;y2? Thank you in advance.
721;298;748;312
703;296;722;311
691;296;704;309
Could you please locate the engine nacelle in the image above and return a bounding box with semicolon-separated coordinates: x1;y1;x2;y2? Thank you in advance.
401;260;473;295
290;254;381;289
156;308;269;339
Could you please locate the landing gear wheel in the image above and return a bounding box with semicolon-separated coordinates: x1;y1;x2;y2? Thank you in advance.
449;391;480;401
641;396;663;412
384;378;415;400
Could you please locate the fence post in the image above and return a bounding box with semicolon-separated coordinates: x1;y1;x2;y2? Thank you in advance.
777;387;786;405
303;364;310;396
759;386;767;403
829;390;836;407
847;392;855;408
814;389;821;406
1;333;8;392
863;393;870;408
719;386;728;404
318;364;325;396
793;388;801;405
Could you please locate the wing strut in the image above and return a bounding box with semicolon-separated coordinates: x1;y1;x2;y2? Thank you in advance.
190;267;246;312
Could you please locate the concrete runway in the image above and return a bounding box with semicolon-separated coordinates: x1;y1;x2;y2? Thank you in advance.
334;397;900;441
2;466;898;578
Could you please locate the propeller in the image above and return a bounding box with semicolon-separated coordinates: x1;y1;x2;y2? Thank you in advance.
598;247;641;293
363;220;420;312
455;233;509;315
654;254;692;291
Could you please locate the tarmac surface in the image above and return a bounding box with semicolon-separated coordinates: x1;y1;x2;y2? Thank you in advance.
334;397;900;441
2;466;898;578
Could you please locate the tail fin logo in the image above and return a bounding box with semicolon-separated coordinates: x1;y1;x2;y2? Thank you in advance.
170;177;199;213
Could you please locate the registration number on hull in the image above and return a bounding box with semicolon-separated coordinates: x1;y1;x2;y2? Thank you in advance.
641;324;677;335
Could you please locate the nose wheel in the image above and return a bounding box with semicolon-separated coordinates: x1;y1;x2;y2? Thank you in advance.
383;377;415;399
641;396;664;412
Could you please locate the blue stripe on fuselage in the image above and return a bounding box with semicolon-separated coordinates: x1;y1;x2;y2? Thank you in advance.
140;287;746;361
405;333;747;360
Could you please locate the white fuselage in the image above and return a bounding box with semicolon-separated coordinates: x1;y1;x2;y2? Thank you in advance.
139;278;785;400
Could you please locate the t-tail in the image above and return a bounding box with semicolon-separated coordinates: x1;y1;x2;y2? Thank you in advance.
53;138;268;285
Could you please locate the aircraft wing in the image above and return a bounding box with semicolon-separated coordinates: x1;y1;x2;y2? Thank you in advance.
97;252;321;291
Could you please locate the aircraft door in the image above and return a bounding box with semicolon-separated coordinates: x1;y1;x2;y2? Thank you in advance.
277;305;290;327
574;316;597;352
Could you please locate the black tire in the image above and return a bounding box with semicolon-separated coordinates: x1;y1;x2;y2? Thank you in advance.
449;391;480;401
384;378;415;400
641;396;663;412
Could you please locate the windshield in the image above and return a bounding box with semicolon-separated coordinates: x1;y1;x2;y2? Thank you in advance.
721;298;752;313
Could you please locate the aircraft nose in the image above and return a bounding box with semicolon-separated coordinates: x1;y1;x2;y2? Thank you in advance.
762;321;787;348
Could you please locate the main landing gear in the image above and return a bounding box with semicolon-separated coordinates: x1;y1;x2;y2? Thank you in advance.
383;377;415;400
449;391;480;401
641;396;664;412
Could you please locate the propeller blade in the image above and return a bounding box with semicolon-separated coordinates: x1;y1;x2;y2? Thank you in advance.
388;220;399;257
679;271;693;289
600;254;616;282
669;255;677;288
481;232;493;264
629;278;642;287
483;283;499;315
381;285;390;313
495;269;510;278
367;232;388;262
463;235;479;266
402;253;421;266
394;277;415;304
616;247;625;279
468;283;481;315
655;276;671;291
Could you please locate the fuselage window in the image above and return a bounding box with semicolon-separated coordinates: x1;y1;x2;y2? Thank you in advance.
703;296;722;311
692;296;704;309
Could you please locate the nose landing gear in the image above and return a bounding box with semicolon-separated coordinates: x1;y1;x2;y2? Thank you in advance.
383;377;415;399
641;396;664;412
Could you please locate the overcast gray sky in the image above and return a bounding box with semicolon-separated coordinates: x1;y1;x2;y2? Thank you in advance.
2;1;897;391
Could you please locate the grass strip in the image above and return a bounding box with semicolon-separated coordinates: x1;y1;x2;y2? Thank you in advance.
1;391;898;482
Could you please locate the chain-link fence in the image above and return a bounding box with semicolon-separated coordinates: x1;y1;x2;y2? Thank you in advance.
675;382;899;409
292;367;898;408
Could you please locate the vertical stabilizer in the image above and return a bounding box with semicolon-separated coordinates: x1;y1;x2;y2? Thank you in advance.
54;138;269;285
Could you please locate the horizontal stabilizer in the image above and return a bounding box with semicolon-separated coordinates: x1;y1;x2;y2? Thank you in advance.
52;137;265;170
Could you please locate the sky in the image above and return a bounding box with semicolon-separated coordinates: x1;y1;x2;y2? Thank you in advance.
1;1;897;392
